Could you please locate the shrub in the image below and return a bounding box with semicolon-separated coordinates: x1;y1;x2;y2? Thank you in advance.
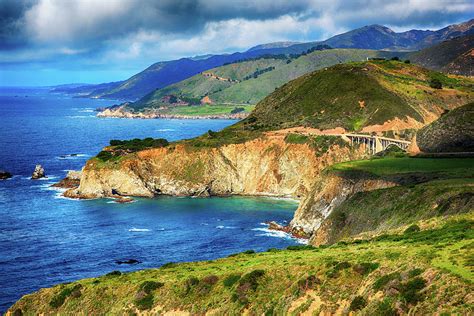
161;262;177;269
408;268;423;278
404;224;420;234
235;270;265;304
242;250;256;254
297;275;321;292
230;107;245;114
287;245;315;251
49;284;83;308
105;270;121;277
353;262;380;275
404;59;411;64
400;277;426;304
96;150;114;162
373;272;401;291
350;296;367;311
185;277;200;293
429;78;443;89
139;281;164;293
223;274;241;288
374;298;397;316
196;275;219;294
391;57;400;61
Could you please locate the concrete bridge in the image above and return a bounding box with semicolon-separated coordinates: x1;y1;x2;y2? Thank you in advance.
337;133;411;155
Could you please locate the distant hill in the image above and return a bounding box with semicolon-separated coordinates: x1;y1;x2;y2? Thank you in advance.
63;19;474;101
247;41;302;51
417;102;474;153
126;49;402;112
409;35;474;76
242;60;474;132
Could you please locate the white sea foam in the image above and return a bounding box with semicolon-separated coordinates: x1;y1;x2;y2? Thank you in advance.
78;109;94;113
66;115;95;119
129;228;151;232
156;128;175;132
216;225;237;229
57;154;89;160
252;227;308;244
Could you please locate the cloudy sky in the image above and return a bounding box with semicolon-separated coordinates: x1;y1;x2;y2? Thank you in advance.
1;0;472;86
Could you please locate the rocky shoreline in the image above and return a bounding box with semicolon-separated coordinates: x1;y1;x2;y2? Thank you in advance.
96;105;249;120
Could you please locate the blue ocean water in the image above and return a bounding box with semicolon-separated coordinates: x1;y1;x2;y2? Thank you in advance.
0;88;299;312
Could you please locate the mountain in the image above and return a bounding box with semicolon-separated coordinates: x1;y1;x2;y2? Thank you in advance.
63;19;474;101
247;41;302;51
118;49;402;115
409;35;474;76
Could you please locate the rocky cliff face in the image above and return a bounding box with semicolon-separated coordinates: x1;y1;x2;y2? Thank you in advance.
65;137;366;200
290;172;397;241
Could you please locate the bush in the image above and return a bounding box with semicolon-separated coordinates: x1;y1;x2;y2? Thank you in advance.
230;107;245;114
374;298;397;315
108;137;169;152
391;57;400;61
404;224;420;234
105;270;121;277
429;78;443;89
235;270;265;304
139;281;164;293
96;150;114;162
49;284;83;308
373;272;401;291
353;262;380;275
408;268;423;278
223;274;241;288
287;245;315;251
404;59;411;64
297;275;320;292
350;296;367;311
400;277;426;304
161;262;177;269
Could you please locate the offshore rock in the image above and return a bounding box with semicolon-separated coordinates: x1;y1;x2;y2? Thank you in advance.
0;170;12;180
31;164;46;180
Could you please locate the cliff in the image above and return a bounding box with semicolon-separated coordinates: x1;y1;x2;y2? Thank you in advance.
65;136;367;199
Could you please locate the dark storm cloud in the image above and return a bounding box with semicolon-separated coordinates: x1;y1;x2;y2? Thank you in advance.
0;0;36;49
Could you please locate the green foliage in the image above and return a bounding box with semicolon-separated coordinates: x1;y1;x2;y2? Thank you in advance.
234;270;265;304
96;151;114;162
139;281;164;293
373;272;401;291
286;245;315;251
109;137;169;151
349;296;367;311
399;277;426;305
408;268;424;278
373;298;397;316
105;270;122;277
230;107;245;114
223;274;241;288
49;284;82;308
297;275;320;293
404;224;421;234
352;262;380;275
161;262;177;269
429;78;443;89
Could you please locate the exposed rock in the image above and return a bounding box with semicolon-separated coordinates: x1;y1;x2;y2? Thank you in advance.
65;136;367;199
115;259;140;265
0;170;12;180
31;165;46;180
52;170;82;188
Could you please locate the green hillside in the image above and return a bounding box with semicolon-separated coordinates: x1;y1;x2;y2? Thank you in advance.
126;49;401;112
410;35;474;76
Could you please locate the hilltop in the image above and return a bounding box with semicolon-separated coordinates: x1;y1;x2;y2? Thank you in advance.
113;49;400;117
57;20;474;101
409;34;474;76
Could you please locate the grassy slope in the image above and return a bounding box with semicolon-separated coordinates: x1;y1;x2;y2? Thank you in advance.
319;157;474;244
246;60;473;132
409;35;474;76
9;214;473;315
128;49;398;112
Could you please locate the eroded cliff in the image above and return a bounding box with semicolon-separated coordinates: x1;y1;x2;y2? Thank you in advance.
65;136;367;200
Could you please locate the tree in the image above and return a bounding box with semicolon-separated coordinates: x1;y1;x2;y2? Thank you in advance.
429;78;443;89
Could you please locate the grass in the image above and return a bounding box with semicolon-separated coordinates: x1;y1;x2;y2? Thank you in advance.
330;157;474;178
163;104;254;116
10;215;474;315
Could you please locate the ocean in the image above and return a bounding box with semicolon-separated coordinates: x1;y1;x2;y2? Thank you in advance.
0;87;299;312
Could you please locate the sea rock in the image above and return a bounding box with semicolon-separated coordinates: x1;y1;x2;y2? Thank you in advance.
115;259;140;265
31;165;46;180
52;170;82;189
0;170;12;180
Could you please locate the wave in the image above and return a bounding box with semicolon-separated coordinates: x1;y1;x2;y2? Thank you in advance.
78;109;94;113
128;228;151;232
56;154;90;160
156;128;175;132
66;115;95;119
216;225;237;229
252;227;308;244
23;175;59;181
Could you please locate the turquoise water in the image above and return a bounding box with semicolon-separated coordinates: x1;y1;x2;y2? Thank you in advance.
0;88;299;311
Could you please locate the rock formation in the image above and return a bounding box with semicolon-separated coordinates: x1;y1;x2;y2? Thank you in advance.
0;170;12;180
31;164;46;180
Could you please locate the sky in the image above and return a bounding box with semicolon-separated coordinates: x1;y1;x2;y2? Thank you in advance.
0;0;473;86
